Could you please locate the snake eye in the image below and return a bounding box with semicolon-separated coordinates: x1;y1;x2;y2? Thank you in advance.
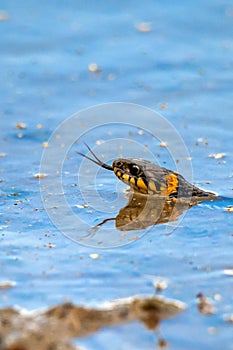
130;164;141;176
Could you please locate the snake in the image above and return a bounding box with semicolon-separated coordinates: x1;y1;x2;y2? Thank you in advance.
77;143;217;200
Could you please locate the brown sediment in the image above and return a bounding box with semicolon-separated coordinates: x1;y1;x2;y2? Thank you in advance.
0;295;185;350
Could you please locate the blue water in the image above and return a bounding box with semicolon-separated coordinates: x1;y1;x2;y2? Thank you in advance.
1;1;233;349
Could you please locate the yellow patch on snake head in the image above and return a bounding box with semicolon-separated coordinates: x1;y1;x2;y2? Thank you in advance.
122;173;130;183
116;170;122;178
136;177;148;192
130;177;135;186
166;173;179;196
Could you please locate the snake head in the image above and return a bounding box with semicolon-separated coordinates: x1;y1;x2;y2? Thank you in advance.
112;159;152;194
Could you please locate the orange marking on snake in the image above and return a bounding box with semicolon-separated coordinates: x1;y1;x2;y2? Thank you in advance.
166;174;179;196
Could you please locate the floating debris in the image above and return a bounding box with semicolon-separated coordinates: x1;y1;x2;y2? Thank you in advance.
0;281;16;290
12;193;19;197
159;103;168;110
197;293;215;315
88;63;102;73
159;141;168;147
34;173;47;179
16;122;27;129
225;206;233;212
138;129;144;135
96;139;104;145
75;204;88;209
152;278;169;292
213;294;222;301
195;138;208;146
42;142;49;148
223;269;233;276
44;243;56;249
135;22;152;33
209;153;225;159
0;295;185;350
223;314;233;323
157;338;169;349
89;253;100;259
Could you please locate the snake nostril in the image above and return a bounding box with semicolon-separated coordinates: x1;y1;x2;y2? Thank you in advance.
115;161;122;167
